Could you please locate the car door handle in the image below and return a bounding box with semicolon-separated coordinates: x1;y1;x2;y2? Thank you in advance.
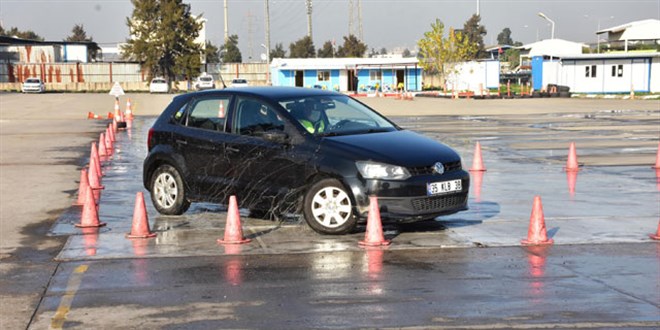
176;139;188;145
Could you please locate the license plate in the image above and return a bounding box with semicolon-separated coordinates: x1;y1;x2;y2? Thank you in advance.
427;179;462;196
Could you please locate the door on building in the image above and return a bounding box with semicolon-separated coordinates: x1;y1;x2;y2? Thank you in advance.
295;71;304;87
396;70;405;90
347;70;357;92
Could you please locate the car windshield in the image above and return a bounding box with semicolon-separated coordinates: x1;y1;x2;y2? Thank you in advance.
233;79;247;84
152;79;166;84
26;79;40;83
200;76;213;82
279;95;397;137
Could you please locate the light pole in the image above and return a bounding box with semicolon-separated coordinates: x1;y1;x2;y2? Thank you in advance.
585;15;614;53
261;44;270;85
538;12;555;39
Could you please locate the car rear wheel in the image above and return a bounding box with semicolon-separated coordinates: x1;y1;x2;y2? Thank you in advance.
303;179;357;235
150;164;190;215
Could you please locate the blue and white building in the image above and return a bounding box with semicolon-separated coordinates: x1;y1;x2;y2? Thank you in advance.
269;57;423;92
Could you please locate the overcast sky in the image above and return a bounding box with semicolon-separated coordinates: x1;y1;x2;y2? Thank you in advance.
1;0;658;60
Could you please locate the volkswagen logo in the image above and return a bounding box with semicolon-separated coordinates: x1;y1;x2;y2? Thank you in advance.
433;162;445;175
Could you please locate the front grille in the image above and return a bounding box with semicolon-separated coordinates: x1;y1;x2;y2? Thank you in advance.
411;193;468;213
408;161;462;176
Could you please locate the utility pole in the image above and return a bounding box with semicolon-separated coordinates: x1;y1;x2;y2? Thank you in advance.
264;0;271;84
306;0;313;40
348;0;354;36
358;0;363;41
247;11;254;61
223;0;229;42
477;0;480;16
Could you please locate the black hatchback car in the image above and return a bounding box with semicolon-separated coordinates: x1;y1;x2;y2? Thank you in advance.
144;87;469;234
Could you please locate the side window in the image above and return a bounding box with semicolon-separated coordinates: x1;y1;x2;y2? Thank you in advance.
233;98;284;137
186;97;229;131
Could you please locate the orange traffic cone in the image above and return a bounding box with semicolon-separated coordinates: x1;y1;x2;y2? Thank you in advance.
471;170;484;202
107;124;115;143
104;131;113;153
359;196;391;247
218;100;225;118
521;196;554;246
470;142;487;172
73;168;91;206
567;170;577;197
652;142;660;169
98;134;108;157
91;143;103;176
112;118;118;133
75;186;106;228
87;112;98;119
565;142;580;172
217;196;251;244
126;192;157;238
88;156;104;202
107;112;114;120
125;98;134;121
649;220;660;240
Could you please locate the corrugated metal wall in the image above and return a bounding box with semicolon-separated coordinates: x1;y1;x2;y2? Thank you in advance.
0;62;268;89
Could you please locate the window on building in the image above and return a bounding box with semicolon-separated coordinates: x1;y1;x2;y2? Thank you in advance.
611;64;623;77
585;65;597;78
317;71;330;82
369;70;382;81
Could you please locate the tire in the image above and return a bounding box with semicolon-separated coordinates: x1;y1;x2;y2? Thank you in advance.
150;164;191;215
303;178;358;235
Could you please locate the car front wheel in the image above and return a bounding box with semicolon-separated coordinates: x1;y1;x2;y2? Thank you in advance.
303;179;358;235
150;164;190;215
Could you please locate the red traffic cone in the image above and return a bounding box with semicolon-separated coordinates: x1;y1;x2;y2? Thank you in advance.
567;170;578;197
649;219;660;240
75;186;106;228
470;142;487;172
73;168;91;206
565;142;580;172
217;196;251;244
87;112;97;119
126;192;157;238
98;133;108;157
107;124;115;143
521;196;554;246
359;196;391;247
652;142;660;169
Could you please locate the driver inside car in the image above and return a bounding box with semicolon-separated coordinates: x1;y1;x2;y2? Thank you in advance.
293;101;325;134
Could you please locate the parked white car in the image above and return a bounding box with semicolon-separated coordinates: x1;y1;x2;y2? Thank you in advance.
230;78;249;88
149;77;169;93
21;78;45;93
194;75;215;90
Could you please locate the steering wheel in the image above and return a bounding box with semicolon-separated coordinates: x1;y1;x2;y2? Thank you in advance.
330;119;351;131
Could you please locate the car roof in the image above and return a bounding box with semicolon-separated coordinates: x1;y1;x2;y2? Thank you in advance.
194;86;341;101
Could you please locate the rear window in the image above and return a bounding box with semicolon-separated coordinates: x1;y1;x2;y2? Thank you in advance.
26;78;40;83
200;76;213;82
152;79;166;83
232;79;247;84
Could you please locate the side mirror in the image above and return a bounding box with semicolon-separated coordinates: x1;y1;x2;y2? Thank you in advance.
263;130;289;144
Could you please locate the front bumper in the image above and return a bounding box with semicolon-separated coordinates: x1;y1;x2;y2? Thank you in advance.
346;170;470;222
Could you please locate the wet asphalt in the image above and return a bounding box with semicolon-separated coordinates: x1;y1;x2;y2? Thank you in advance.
17;105;660;328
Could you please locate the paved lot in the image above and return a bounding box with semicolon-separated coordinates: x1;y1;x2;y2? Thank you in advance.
1;93;659;329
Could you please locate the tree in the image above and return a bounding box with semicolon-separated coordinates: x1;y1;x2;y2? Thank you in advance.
336;34;367;58
380;47;387;55
317;40;335;58
66;24;90;42
289;36;315;58
205;40;220;63
497;27;514;45
462;14;487;59
417;19;476;85
503;48;521;68
221;35;242;62
270;43;286;59
122;0;203;82
1;26;44;41
65;24;101;61
402;48;411;57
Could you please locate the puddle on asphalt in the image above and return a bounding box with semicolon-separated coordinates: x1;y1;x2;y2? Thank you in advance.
50;114;659;260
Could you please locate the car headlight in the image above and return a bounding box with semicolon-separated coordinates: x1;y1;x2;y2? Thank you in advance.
356;161;411;180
